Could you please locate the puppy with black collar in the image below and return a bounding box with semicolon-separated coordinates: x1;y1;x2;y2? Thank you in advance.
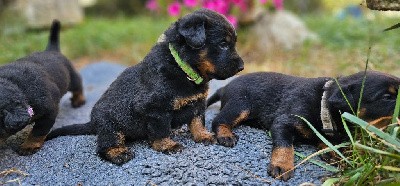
0;20;85;154
47;9;244;165
207;71;399;180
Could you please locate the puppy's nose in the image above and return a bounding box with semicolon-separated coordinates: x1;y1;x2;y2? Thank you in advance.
238;65;244;72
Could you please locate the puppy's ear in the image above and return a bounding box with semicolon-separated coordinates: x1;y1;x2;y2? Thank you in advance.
3;108;30;133
178;14;206;49
327;84;356;111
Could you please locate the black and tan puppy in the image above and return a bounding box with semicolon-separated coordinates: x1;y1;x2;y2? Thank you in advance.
0;20;85;154
47;9;244;165
207;71;399;180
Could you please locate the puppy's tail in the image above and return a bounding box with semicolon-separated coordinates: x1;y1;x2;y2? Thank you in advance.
207;88;223;107
46;122;95;141
45;19;61;52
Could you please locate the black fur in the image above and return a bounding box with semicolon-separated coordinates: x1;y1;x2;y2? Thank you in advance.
207;71;400;180
47;9;244;165
0;20;85;155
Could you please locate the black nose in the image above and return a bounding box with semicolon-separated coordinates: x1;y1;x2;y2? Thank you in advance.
238;65;244;72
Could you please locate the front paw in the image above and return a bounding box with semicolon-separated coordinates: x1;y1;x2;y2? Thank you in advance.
215;124;238;147
17;143;42;155
217;133;238;147
17;136;46;156
152;138;184;154
267;146;295;181
267;163;294;181
103;147;134;165
193;131;216;145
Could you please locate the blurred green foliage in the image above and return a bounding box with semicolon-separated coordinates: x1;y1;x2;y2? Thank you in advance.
0;16;171;65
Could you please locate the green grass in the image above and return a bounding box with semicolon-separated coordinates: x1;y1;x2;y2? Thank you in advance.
0;16;171;65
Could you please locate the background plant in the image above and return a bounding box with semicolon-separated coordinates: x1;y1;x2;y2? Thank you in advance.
145;0;284;27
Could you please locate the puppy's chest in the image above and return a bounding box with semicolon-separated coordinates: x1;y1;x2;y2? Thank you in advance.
172;90;208;111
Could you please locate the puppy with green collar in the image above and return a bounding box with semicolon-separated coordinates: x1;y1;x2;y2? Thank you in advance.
47;9;244;165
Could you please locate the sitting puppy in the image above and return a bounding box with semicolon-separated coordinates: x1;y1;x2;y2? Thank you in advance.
47;9;244;165
0;20;86;154
207;71;399;180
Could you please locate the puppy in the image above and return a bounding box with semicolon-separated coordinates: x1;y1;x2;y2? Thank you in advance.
207;71;399;180
47;9;244;165
0;20;85;154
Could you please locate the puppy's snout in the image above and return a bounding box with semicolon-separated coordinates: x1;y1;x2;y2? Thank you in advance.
238;63;244;72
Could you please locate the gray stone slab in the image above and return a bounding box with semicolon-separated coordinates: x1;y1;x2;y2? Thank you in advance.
0;62;331;185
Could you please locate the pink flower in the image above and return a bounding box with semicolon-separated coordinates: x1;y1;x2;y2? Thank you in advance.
273;0;284;10
225;15;238;28
203;1;216;11
259;0;268;4
184;0;197;8
145;0;159;11
214;0;229;15
168;2;181;16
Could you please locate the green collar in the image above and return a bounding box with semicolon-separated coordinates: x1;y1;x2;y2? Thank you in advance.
169;43;203;85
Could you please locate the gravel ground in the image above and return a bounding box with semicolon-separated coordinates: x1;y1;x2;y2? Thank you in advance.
0;62;332;185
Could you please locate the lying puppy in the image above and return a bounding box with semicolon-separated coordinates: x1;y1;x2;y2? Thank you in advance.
207;71;399;180
47;9;244;165
0;20;85;154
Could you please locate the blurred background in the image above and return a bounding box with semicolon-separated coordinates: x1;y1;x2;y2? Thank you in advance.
0;0;399;77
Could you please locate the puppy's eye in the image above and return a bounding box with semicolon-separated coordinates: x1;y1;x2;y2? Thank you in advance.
219;42;229;50
383;93;394;100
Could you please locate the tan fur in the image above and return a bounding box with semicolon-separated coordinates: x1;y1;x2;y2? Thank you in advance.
71;90;86;107
189;116;214;143
270;146;294;178
173;91;208;110
368;116;392;129
294;124;313;139
216;124;235;138
232;110;250;127
151;137;180;152
105;147;129;158
116;132;125;146
20;135;47;151
197;61;216;78
388;85;397;95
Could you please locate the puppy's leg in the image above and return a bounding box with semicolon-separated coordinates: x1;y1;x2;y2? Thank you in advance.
212;102;250;147
267;114;295;181
189;115;215;145
69;70;85;108
97;125;133;165
18;113;58;155
148;117;183;153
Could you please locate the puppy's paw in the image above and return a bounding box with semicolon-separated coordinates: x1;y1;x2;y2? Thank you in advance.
267;163;294;181
217;133;238;147
17;144;41;156
268;146;295;181
70;92;86;108
103;147;134;165
215;124;238;147
193;131;216;145
152;137;184;154
17;136;46;156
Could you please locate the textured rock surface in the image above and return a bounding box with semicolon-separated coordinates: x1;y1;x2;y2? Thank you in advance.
0;62;332;185
14;0;83;28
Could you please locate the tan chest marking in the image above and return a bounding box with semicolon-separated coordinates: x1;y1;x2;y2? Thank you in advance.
173;91;208;110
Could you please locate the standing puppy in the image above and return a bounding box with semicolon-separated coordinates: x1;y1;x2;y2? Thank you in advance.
207;71;399;180
47;9;244;165
0;20;86;155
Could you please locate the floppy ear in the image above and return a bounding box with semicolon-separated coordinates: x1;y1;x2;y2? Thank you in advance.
178;14;206;49
3;108;30;133
327;84;356;111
